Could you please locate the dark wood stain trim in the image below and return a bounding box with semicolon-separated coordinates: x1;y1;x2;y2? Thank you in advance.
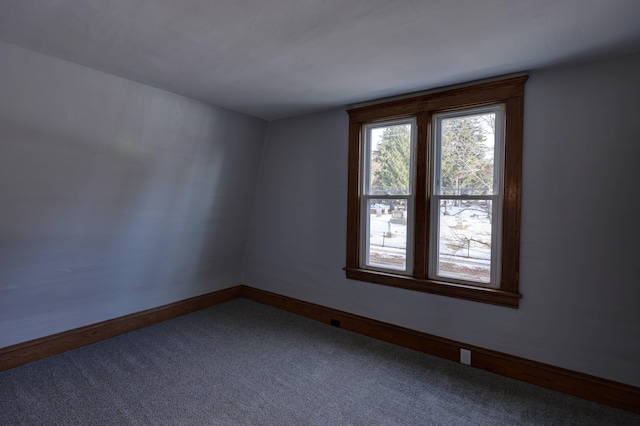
0;286;242;372
348;76;528;123
345;121;362;269
413;112;429;279
344;268;521;307
346;76;528;307
2;285;638;414
240;286;640;414
501;95;524;293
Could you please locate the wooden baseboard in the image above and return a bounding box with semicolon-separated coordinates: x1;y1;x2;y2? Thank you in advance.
0;286;242;372
2;284;638;414
239;286;640;414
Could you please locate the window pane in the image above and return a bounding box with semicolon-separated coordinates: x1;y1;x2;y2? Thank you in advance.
439;113;496;195
436;199;492;283
365;199;408;271
367;123;412;195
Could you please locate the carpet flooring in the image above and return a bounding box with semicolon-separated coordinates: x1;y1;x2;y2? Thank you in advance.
1;298;638;425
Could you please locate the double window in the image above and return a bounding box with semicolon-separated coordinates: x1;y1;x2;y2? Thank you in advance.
345;77;527;307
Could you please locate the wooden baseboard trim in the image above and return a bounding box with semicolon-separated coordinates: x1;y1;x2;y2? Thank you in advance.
239;285;640;414
0;286;242;372
2;284;638;413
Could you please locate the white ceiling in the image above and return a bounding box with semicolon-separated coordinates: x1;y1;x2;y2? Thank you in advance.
1;0;639;120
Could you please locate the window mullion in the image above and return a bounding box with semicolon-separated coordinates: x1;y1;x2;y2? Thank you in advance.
413;111;430;279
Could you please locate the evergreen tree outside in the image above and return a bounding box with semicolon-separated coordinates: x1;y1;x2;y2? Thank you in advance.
371;115;495;196
441;115;494;194
372;124;411;195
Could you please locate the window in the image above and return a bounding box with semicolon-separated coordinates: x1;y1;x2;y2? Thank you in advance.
361;119;416;274
345;76;527;307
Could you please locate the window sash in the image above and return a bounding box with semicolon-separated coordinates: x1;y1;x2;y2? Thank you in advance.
362;119;417;196
359;118;417;275
428;195;502;287
428;105;505;287
432;105;505;197
360;195;414;274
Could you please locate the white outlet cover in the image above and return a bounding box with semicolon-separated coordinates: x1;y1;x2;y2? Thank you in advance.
460;348;471;365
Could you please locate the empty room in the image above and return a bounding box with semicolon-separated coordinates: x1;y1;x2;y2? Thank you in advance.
1;0;639;424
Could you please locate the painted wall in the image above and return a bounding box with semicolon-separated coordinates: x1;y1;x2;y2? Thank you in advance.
0;42;267;347
243;53;640;386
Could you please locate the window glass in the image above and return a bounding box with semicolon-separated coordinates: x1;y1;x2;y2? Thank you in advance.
362;120;415;274
366;123;412;195
435;199;493;283
364;198;409;271
437;112;498;196
431;107;503;286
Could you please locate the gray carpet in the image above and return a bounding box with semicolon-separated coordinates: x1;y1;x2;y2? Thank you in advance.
1;299;638;425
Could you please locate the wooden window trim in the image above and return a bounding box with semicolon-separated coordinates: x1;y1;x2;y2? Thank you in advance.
345;76;527;308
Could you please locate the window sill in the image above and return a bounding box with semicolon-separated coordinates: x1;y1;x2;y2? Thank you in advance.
344;267;521;308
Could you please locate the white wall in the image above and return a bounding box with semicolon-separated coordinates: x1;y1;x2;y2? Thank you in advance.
0;42;267;347
243;53;640;386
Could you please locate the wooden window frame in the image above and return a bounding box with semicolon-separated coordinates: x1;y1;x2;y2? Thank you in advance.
345;76;527;308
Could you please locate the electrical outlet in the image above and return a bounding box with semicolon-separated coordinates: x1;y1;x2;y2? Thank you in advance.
460;348;471;365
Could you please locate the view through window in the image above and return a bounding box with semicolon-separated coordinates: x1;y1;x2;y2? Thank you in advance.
363;120;414;272
431;106;503;285
345;76;527;307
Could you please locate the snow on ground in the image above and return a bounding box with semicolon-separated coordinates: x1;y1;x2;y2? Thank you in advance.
366;203;492;282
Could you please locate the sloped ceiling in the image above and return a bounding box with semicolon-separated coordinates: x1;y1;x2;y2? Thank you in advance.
1;0;639;120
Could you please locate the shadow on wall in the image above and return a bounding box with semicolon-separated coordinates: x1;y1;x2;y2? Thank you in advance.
0;110;253;347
